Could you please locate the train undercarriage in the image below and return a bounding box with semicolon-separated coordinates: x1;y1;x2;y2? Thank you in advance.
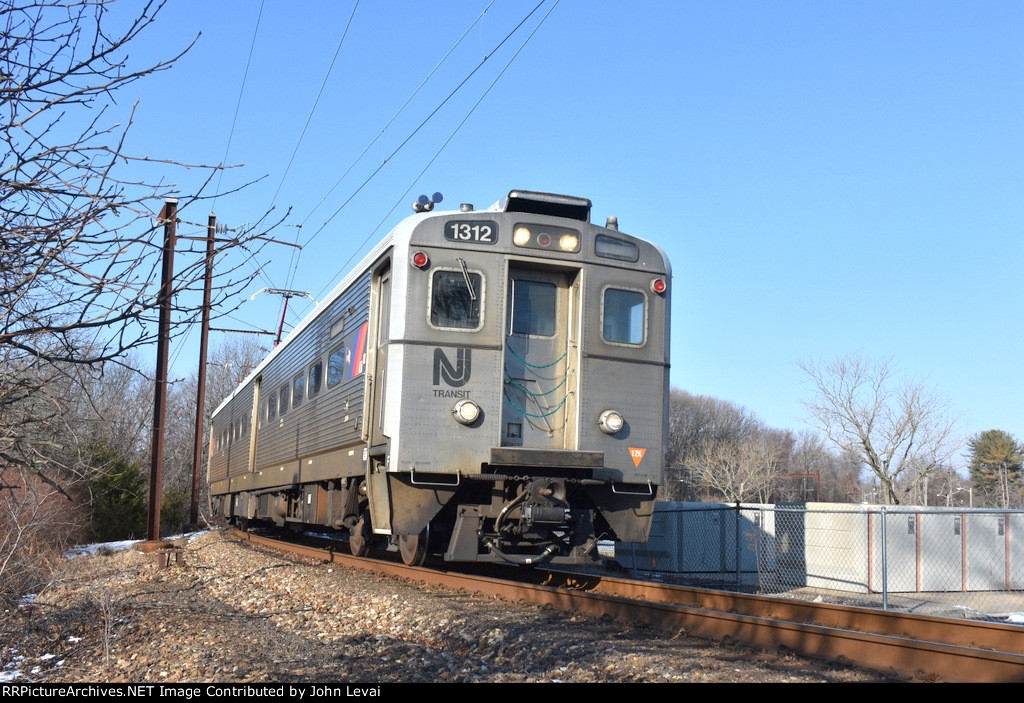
215;469;655;567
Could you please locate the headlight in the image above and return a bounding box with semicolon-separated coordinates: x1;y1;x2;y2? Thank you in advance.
453;399;481;425
512;223;581;253
598;409;624;434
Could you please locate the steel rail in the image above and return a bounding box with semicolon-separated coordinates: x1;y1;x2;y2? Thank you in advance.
537;570;1024;657
229;531;1024;682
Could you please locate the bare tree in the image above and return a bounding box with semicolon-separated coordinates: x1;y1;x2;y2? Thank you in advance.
161;335;268;503
0;0;282;494
0;1;287;597
800;354;961;505
687;429;783;503
770;429;866;503
663;388;762;500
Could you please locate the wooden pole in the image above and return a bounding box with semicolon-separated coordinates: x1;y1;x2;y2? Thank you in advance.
146;198;177;544
189;213;216;528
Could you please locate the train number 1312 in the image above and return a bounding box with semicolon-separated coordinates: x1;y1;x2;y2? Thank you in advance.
444;221;498;244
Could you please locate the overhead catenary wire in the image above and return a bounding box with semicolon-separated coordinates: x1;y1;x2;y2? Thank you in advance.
236;2;556;334
282;0;495;294
275;0;554;326
299;0;550;255
276;0;361;294
271;0;361;209
310;0;561;306
294;0;496;233
212;0;265;210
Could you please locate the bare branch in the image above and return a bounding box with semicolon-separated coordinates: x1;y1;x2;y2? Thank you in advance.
799;353;962;504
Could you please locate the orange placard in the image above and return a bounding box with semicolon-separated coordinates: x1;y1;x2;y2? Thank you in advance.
628;447;647;467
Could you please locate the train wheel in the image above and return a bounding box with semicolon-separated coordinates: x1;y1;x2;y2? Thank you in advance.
350;512;371;557
398;530;427;567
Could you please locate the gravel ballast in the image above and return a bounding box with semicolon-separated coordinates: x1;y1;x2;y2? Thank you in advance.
1;530;899;683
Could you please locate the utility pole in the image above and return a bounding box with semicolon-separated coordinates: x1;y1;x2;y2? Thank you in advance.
189;213;217;529
145;198;177;546
187;226;296;529
139;204;301;545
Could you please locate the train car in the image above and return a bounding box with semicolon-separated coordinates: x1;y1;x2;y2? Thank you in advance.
208;190;671;566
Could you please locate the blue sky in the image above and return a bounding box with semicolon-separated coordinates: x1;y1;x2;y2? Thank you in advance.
110;1;1022;448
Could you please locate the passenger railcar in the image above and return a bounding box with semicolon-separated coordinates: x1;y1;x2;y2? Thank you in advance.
208;190;671;566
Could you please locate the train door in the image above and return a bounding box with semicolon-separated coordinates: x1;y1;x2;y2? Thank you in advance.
501;266;577;450
368;267;391;451
247;376;261;473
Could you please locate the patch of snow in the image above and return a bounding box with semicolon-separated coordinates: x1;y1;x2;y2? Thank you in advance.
63;530;210;559
64;539;139;558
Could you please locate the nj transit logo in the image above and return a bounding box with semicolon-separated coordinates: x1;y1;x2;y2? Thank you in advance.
433;348;471;387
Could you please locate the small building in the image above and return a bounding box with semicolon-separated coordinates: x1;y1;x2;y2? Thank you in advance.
618;501;1024;594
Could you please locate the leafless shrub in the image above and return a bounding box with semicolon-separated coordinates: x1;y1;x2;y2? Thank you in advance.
0;465;87;603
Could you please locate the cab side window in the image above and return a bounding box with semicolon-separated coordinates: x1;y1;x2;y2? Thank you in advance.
602;288;646;345
430;270;482;330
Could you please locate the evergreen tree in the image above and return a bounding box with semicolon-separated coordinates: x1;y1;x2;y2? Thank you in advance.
967;430;1023;508
88;444;147;542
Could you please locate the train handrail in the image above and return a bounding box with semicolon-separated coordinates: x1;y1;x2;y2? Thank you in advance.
611;481;654;496
409;469;461;487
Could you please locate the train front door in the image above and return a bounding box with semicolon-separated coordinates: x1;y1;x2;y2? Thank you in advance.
501;266;577;450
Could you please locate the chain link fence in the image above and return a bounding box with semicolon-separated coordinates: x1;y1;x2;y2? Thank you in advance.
614;502;1024;624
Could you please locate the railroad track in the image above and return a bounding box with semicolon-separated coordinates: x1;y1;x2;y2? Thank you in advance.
231;529;1024;683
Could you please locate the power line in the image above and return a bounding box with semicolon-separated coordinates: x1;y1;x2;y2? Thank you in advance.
299;0;549;255
213;0;265;208
310;0;560;306
295;0;496;232
283;0;495;295
271;0;361;208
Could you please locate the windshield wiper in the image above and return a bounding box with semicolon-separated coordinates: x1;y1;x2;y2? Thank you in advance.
457;258;477;301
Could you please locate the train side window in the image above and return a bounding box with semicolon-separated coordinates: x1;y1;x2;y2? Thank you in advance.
293;374;305;408
267;394;277;421
309;361;323;398
327;344;348;387
510;280;556;336
279;384;289;415
602;287;646;345
430;269;483;330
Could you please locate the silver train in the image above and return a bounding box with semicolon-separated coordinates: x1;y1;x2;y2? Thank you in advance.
208;190;671;566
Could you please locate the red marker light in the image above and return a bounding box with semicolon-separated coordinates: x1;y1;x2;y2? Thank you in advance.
651;278;667;294
412;251;429;269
